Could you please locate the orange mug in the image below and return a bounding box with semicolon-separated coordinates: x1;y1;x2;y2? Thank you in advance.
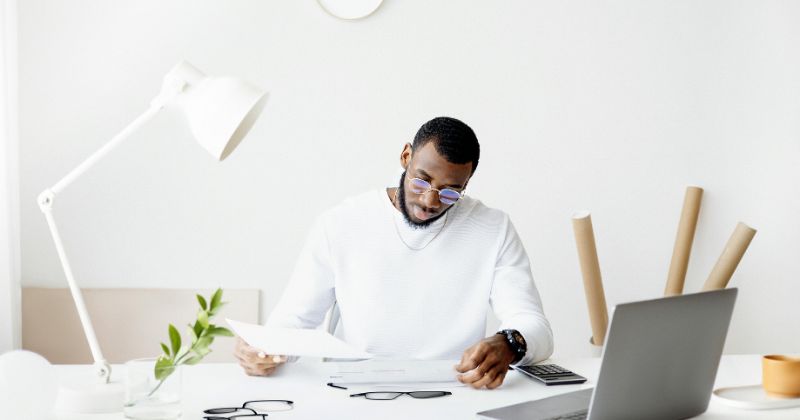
762;355;800;397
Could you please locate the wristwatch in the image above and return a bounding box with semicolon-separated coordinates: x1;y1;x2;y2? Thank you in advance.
497;329;527;364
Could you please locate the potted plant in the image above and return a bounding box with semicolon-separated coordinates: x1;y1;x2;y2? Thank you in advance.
123;288;234;419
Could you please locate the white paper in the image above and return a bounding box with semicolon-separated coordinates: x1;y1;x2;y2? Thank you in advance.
226;318;374;359
329;359;462;386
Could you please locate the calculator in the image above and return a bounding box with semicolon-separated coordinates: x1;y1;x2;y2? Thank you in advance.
512;364;588;385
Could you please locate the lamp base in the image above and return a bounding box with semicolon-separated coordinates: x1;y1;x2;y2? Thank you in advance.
54;377;125;414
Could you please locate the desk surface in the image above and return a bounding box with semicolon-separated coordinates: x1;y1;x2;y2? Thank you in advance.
54;355;800;420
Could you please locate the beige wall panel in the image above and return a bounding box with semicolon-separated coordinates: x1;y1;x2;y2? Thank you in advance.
22;288;259;364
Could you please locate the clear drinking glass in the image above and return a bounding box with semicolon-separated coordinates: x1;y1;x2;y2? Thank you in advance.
123;357;182;420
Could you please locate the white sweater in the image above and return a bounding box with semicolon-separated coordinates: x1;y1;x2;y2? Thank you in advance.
267;189;554;365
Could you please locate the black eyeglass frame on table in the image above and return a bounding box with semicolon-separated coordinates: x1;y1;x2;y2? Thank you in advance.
349;391;453;400
203;407;265;420
203;399;294;419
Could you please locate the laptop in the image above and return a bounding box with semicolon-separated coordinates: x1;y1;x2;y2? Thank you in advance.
477;288;737;420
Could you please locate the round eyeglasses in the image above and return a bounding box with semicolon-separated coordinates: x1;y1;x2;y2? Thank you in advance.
204;400;293;419
406;176;464;205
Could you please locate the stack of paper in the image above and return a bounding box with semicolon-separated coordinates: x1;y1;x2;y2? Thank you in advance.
329;359;462;387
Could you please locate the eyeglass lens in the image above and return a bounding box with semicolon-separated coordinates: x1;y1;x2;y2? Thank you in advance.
204;407;266;419
363;392;403;400
408;391;452;398
205;399;293;418
205;407;257;415
408;178;462;205
244;400;293;412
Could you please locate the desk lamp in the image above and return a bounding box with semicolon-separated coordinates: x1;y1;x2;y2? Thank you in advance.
37;61;267;413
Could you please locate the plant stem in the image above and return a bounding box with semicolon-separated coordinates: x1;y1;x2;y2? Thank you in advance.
175;350;192;365
147;347;196;398
147;378;167;398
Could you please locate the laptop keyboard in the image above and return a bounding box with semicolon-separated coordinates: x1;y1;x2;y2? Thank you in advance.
545;409;588;420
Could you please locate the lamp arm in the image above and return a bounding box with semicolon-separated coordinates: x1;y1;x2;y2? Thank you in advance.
37;103;164;383
49;104;164;195
38;205;113;382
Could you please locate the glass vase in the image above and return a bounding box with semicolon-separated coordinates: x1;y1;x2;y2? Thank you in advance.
123;357;182;420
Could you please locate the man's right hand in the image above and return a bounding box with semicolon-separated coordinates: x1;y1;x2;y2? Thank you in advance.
234;336;287;376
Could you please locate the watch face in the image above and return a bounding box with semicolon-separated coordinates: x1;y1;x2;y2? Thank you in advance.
512;331;526;347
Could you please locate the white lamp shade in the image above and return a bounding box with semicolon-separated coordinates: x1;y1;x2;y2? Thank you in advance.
177;76;268;161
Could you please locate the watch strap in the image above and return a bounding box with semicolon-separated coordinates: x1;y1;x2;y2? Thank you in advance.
497;329;527;364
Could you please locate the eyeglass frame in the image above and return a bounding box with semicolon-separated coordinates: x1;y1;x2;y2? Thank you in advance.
349;390;453;400
404;174;466;205
203;407;265;420
203;399;294;419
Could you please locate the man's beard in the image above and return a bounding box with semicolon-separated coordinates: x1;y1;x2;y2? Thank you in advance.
396;171;448;229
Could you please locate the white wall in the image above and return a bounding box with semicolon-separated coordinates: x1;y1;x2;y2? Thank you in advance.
18;0;800;357
1;0;20;353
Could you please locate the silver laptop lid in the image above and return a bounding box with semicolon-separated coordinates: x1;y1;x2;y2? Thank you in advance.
588;288;738;420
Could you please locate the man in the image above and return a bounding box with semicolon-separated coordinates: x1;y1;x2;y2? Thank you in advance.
235;117;553;389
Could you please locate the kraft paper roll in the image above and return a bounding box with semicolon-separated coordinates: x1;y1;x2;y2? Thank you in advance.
702;222;757;291
572;212;609;346
664;186;704;296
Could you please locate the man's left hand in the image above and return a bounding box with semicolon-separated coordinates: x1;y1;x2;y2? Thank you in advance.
455;334;516;389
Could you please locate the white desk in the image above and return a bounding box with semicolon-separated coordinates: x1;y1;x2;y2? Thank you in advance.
54;355;800;419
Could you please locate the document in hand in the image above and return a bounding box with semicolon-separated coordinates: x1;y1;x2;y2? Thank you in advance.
225;319;374;359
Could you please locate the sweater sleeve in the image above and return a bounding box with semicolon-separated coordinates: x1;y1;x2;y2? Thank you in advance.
489;215;554;366
266;215;336;330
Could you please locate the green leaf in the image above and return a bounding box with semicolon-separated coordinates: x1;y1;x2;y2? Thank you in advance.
195;335;213;351
168;324;181;357
197;310;209;329
206;326;234;337
196;294;208;311
182;354;203;365
209;302;227;317
197;334;213;347
154;356;175;381
154;288;230;378
210;288;223;311
175;346;189;361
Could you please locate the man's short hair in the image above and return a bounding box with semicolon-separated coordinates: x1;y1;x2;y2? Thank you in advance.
412;117;480;174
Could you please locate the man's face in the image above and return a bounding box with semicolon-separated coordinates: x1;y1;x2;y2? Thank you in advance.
397;141;473;228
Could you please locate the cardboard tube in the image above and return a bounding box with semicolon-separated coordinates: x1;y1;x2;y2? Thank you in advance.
702;222;757;291
664;186;704;296
572;212;609;346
